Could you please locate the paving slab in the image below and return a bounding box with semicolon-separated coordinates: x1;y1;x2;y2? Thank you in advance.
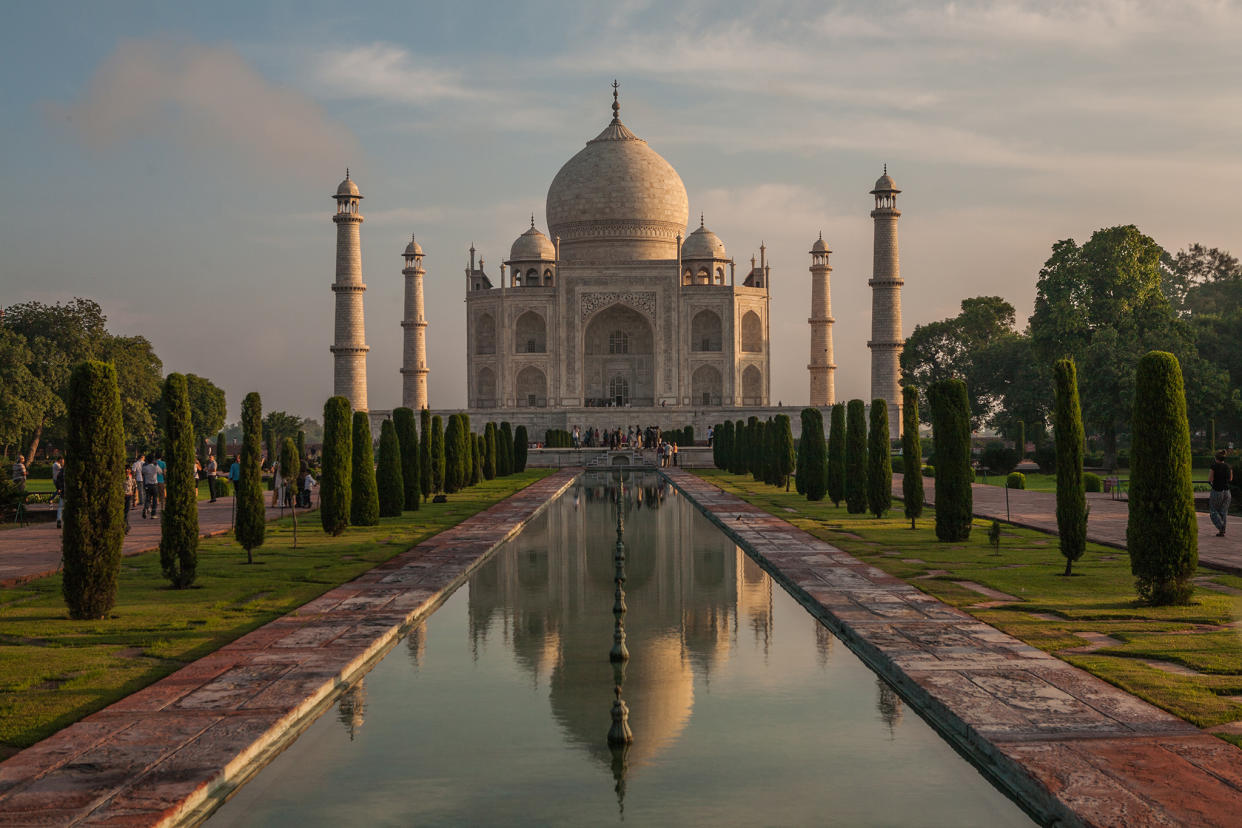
666;469;1242;827
0;470;578;827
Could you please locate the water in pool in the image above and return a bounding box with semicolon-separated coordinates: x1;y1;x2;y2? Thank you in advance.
211;471;1032;826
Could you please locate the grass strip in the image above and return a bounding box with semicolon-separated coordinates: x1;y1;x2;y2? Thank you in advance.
694;469;1242;735
0;470;555;753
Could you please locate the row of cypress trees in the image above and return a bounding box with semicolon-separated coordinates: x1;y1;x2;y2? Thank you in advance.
711;415;795;488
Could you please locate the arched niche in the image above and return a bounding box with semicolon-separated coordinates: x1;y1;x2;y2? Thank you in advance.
583;304;654;406
515;365;547;407
741;364;763;404
475;313;497;355
515;311;546;353
691;364;722;407
691;309;722;352
740;310;763;353
477;366;497;406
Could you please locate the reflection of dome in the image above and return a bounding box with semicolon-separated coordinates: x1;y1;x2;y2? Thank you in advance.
682;220;726;260
546;96;688;263
510;221;556;261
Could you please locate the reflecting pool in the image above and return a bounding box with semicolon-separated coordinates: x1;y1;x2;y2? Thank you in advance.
211;471;1032;826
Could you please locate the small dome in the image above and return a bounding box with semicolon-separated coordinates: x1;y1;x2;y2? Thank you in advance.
404;235;423;257
871;170;899;194
681;220;726;260
336;170;361;198
510;222;556;261
811;232;830;253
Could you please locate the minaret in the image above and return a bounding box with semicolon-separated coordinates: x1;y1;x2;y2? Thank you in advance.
331;170;369;411
869;166;904;436
400;234;429;411
808;232;836;406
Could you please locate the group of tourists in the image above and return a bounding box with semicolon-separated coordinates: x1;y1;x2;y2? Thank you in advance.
571;424;664;450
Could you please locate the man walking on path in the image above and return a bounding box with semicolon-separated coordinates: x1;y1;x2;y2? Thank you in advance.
206;454;218;503
229;455;241;497
10;455;26;493
1210;450;1234;537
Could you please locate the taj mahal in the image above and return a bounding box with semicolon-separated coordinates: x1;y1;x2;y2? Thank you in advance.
329;85;906;437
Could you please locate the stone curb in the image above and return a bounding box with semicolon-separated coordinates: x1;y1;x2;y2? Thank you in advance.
0;471;579;827
663;469;1242;828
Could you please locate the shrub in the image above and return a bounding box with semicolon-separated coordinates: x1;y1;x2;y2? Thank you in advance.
483;423;498;480
393;407;419;511
844;400;868;514
498;421;514;477
212;477;231;498
159;373;198;588
350;411;379;526
443;414;463;494
1054;359;1087;575
827;403;846;507
902;386;924;529
981;441;1019;476
419;409;433;502
867;400;891;518
62;361;126;619
319;396;352;535
1033;442;1057;474
929;379;972;541
1084;472;1102;493
1006;472;1026;490
1128;351;1197;604
514;425;529;472
923;465;935;478
890;455;905;474
235;392;266;562
377;419;404;518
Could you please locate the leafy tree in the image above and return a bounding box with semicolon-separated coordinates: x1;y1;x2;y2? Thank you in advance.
1163;242;1242;316
514;425;529;473
320;396;352;535
296;429;306;464
350;412;379;525
215;432;227;472
443;414;463;493
430;415;445;492
483;423;498;480
280;436;302;547
798;408;827;501
929;380;972;542
498;422;514;476
470;433;483;485
159;373;198;588
1015;420;1026;459
393;407;420;510
377;419;404;518
1053;359;1087;576
844;400;868;514
867;400;891;518
185;374;226;461
0;327;56;451
419;408;433;501
902;386;924;528
61;361;125;619
773;414;795;490
235;392;266;562
100;334;162;449
263;411;303;458
1128;351;1197;604
827;404;846;506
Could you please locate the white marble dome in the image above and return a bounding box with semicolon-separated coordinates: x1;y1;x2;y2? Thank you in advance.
336;173;361;197
510;222;556;261
682;221;726;260
546;110;688;262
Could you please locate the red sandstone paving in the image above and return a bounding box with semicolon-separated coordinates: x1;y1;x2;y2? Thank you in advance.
0;470;578;826
667;469;1242;827
892;473;1242;574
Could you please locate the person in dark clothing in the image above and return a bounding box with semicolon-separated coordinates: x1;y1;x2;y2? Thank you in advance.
1209;450;1233;537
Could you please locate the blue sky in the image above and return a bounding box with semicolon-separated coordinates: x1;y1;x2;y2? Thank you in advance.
2;1;1239;420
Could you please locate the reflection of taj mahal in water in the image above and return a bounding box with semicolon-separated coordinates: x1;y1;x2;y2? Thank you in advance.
330;85;906;436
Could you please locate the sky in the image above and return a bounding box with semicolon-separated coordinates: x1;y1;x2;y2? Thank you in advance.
2;0;1239;423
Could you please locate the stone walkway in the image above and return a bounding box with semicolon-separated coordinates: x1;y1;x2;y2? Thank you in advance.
892;474;1242;574
668;469;1242;827
0;497;305;587
0;470;578;826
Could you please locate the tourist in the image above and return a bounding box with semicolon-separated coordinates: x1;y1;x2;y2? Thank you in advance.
132;454;145;507
1209;450;1233;537
10;455;26;493
707;425;714;447
156;453;167;513
572;425;580;448
672;442;679;467
229;455;241;497
141;454;160;518
206;453;218;502
302;468;316;508
122;467;136;533
52;456;65;528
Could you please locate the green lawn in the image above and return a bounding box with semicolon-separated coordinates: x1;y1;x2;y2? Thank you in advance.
21;478;219;500
0;470;555;754
695;470;1242;744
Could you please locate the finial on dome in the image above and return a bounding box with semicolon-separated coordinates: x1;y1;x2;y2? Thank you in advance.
884;163;887;175
531;213;536;228
700;213;704;228
612;79;620;121
346;167;350;180
819;231;823;240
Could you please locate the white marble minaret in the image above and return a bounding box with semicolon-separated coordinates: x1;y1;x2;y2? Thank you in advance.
331;170;369;411
808;232;836;406
400;234;429;410
869;167;904;436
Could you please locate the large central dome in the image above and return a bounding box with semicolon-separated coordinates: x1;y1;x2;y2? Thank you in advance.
546;94;689;263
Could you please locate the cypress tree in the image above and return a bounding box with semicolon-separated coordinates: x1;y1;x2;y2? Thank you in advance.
351;412;379;526
717;421;731;471
1054;360;1087;575
514;425;529;472
798;408;827;501
215;432;226;473
844;399;868;514
795;417;808;495
418;409;433;502
498;421;513;476
279;436;301;548
929;379;973;542
1015;420;1025;461
443;414;462;493
867;399;892;518
377;419;404;518
483;423;498;479
730;420;745;474
471;433;483;485
764;418;780;486
827;403;846;506
62;360;125;619
430;415;445;493
159;373;198;588
235;391;266;562
711;423;721;469
296;429;306;464
751;419;766;482
393;407;420;510
320;396;351;535
774;414;795;490
1128;351;1197;605
902;386;924;529
460;414;474;483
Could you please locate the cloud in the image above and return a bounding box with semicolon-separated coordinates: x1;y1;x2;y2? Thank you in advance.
314;44;489;105
52;39;356;174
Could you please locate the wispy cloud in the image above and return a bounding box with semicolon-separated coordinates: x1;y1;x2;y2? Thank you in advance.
314;44;489;105
50;39;357;175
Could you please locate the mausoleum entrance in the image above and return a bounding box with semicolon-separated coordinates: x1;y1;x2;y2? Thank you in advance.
583;304;654;406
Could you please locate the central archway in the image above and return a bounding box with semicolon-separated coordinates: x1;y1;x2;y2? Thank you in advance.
583;304;654;406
